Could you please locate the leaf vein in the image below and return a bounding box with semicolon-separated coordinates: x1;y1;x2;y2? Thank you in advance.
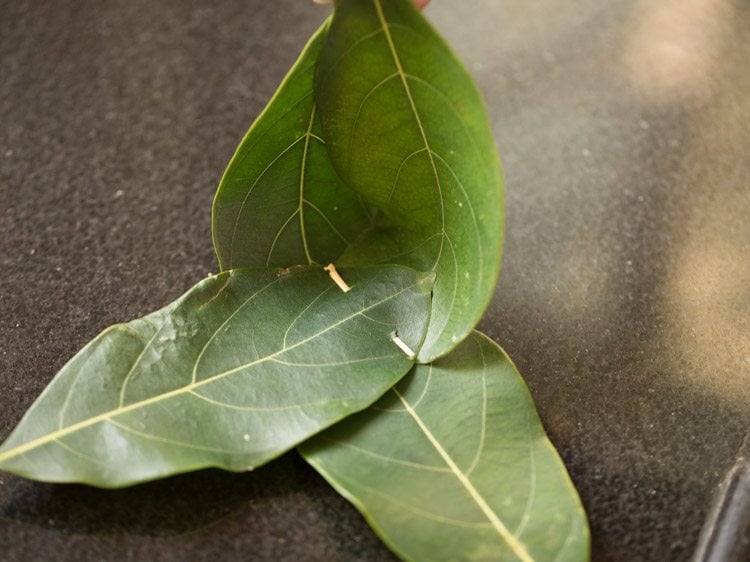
348;71;400;168
107;419;240;455
118;325;164;408
373;0;446;270
303;200;351;245
192;275;285;385
404;73;484;161
465;336;487;476
318;437;451;473
269;354;397;368
410;364;433;411
283;284;335;348
334;470;493;530
431;150;483;292
298;104;318;265
54;438;109;468
388;148;427;204
265;210;301;267
188;391;352;413
512;390;539;539
228;134;307;268
393;386;535;562
0;278;423;463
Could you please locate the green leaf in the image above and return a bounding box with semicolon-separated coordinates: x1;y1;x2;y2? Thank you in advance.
211;23;372;271
0;265;432;488
301;331;589;562
316;0;504;362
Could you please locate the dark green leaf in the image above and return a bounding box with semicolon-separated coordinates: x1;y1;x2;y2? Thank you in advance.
212;23;372;270
301;331;589;562
316;0;504;362
0;265;432;488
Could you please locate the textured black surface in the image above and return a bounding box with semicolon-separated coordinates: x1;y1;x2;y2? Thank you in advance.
1;1;748;561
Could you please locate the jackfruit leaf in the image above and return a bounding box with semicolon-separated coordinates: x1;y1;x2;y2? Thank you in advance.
211;22;372;271
316;0;504;362
0;265;432;488
301;331;590;562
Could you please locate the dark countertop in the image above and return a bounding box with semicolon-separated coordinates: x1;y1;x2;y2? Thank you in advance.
1;1;748;560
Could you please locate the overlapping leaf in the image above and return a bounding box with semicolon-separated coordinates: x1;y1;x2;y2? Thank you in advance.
212;23;372;270
302;332;589;562
0;265;432;487
315;0;504;362
0;3;589;560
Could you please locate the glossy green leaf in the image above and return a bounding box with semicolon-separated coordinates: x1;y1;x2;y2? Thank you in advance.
0;265;432;488
301;331;589;562
211;23;372;271
316;0;504;362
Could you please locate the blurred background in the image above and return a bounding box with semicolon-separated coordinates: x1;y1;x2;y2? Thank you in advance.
0;1;748;560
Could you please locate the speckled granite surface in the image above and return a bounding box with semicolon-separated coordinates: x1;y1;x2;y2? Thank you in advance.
1;1;748;560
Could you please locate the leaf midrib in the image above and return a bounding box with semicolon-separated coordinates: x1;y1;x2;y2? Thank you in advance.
228;132;307;268
264;104;323;267
298;104;318;265
392;387;535;562
0;278;422;464
372;0;445;270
